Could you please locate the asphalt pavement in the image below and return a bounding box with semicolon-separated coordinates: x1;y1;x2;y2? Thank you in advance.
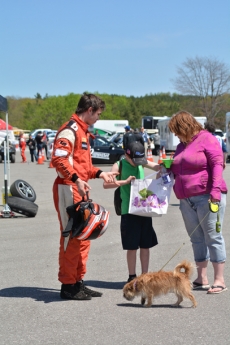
0;150;229;345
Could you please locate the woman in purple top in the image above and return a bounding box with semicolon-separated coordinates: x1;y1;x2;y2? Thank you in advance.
168;111;227;294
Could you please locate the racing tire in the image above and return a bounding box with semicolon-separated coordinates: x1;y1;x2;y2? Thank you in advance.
10;179;36;202
10;154;15;163
7;196;38;217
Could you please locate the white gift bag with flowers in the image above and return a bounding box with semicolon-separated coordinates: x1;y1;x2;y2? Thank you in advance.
128;172;174;217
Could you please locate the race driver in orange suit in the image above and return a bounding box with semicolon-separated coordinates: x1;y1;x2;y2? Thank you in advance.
51;93;118;300
19;132;27;163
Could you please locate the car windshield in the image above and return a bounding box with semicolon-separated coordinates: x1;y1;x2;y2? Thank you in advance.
108;134;118;141
94;137;110;146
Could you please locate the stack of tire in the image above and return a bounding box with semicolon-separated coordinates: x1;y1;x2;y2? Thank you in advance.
7;180;38;217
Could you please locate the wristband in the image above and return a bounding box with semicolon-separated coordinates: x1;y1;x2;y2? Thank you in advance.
96;170;103;178
71;173;79;183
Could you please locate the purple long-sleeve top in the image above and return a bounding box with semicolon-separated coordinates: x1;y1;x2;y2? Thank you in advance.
171;130;227;201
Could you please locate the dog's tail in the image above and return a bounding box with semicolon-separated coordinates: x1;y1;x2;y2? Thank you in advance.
173;260;194;279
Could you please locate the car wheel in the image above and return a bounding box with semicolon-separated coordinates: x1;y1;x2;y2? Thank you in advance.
10;179;36;202
10;154;15;163
7;196;38;217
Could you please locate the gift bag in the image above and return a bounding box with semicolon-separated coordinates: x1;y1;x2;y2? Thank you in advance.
128;172;174;217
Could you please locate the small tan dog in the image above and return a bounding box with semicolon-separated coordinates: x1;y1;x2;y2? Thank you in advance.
123;260;197;308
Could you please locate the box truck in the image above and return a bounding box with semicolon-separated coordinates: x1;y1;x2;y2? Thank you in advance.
89;120;129;135
158;116;207;152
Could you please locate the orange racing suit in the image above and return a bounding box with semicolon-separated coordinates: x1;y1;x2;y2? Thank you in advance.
52;114;103;284
19;137;27;162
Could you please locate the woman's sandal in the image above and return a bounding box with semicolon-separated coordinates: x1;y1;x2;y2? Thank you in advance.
207;285;228;294
192;282;210;290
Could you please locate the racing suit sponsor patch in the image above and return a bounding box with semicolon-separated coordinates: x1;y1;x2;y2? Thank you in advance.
54;149;68;157
70;122;78;131
59;140;67;146
81;138;88;150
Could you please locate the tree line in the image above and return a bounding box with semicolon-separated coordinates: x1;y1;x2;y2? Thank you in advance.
2;91;230;132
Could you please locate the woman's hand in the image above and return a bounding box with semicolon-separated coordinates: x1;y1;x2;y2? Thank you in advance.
209;198;220;203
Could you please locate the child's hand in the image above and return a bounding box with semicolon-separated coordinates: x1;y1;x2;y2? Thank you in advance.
126;176;136;184
156;166;166;179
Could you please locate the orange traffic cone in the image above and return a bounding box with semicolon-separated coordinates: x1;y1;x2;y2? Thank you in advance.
158;150;163;164
48;159;54;168
37;151;44;165
162;146;166;159
147;148;154;162
41;148;45;162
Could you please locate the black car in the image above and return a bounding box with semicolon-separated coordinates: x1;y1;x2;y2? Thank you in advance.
108;133;124;148
90;136;125;164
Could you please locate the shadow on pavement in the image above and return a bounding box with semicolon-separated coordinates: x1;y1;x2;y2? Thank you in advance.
0;281;125;303
0;286;61;303
117;303;191;308
85;280;125;290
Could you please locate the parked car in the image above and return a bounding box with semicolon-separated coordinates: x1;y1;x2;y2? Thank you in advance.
0;141;16;163
108;133;124;148
47;130;57;137
90;135;125;164
47;131;57;141
47;135;125;163
214;129;224;137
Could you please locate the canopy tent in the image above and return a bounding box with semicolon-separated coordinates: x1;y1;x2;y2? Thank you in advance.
0;120;15;143
0;95;7;112
0;119;13;130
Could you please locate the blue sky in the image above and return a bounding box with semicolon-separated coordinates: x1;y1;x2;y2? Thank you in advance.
1;0;229;98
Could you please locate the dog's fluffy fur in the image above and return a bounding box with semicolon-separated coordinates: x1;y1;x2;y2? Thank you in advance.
123;260;197;308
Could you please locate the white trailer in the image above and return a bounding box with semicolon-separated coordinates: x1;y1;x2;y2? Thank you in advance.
158;116;207;152
141;116;170;134
90;120;129;134
226;112;230;159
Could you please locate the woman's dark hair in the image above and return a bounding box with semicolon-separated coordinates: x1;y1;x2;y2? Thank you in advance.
75;93;105;115
204;122;215;133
